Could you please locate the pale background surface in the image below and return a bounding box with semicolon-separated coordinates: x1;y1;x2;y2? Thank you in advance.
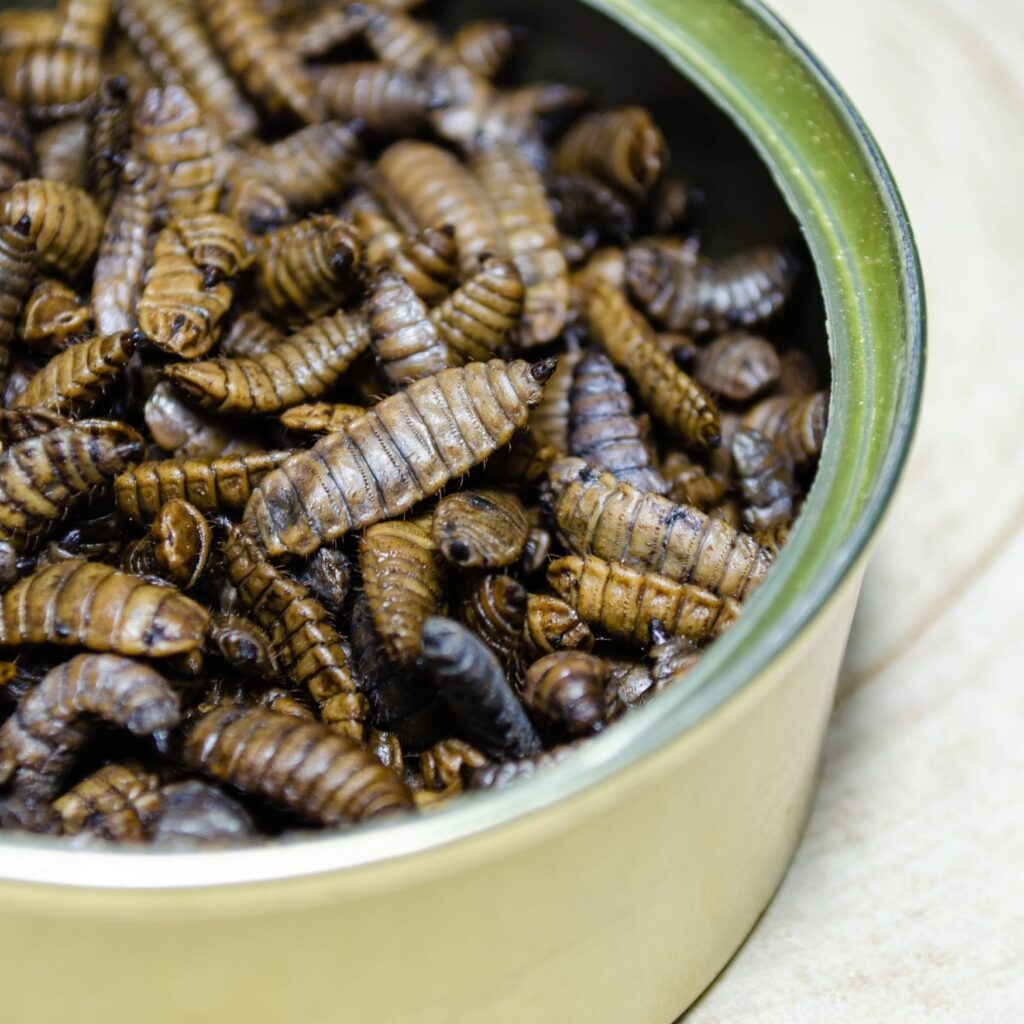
683;0;1024;1020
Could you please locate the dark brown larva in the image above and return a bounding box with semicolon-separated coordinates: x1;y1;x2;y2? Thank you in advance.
528;341;582;454
0;793;63;835
478;428;557;487
185;706;414;824
316;62;441;136
54;762;163;843
432;488;530;570
0;655;180;799
23;277;93;352
0;218;37;379
522;651;607;737
87;76;134;213
463;573;528;677
147;499;212;589
731;427;799;533
741;391;829;466
207;612;278;678
647;620;703;692
693;331;782;401
548;173;636;254
296;548;352;619
0;407;70;446
420;738;487;792
775;348;820;397
523;593;594;661
0;100;35;193
0;43;102;120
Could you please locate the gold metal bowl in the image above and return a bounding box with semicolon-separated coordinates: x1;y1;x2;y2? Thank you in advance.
0;2;924;1021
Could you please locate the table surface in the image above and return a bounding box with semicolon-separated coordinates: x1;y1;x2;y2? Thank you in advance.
682;0;1024;1020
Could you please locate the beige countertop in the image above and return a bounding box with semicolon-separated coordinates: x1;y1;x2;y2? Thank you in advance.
683;0;1024;1020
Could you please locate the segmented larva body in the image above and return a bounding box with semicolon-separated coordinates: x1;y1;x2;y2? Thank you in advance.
0;43;102;120
390;226;458;305
87;76;133;209
0;218;37;376
0;655;180;800
528;342;581;454
451;20;520;80
430;256;525;363
0;179;103;277
369;270;451;390
569;348;667;494
148;499;212;589
693;331;781;401
0;407;71;446
114;450;291;524
732;427;799;533
171;213;253;281
548;554;734;647
549;173;636;260
316;63;440;136
280;402;365;435
254;215;363;322
13;330;139;414
364;9;444;70
166;309;371;415
223;169;290;235
555;107;667;200
244;358;555;557
523;651;607;736
478;427;557;486
56;0;113;49
625;242;798;335
143;380;261;459
584;279;720;447
207;612;278;678
647;623;703;691
54;762;163;843
432;488;530;569
547;457;772;600
377;141;504;277
523;593;594;661
0;11;61;47
465;743;578;791
219;311;284;358
134;86;220;218
0;100;35;192
281;3;371;58
198;0;325;124
185;707;414;825
741;391;829;466
222;525;368;740
360;518;446;668
352;208;406;270
472;143;569;346
660;451;727;511
463;573;527;677
113;0;258;140
20;278;92;353
35;118;90;187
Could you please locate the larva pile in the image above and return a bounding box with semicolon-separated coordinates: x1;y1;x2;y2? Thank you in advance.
0;0;828;846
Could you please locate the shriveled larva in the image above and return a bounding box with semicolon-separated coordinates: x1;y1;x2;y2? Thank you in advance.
472;143;568;346
430;256;525;363
253;215;363;322
295;547;351;618
465;744;578;791
35;118;90;188
555;107;666;200
648;620;703;691
360;518;446;669
478;428;557;487
0;407;71;446
693;331;782;401
114;449;292;524
420;738;487;792
207;612;278;678
144;380;260;460
462;573;527;678
56;0;114;49
150;779;254;847
223;169;291;236
13;330;139;415
54;762;163;843
528;340;581;454
569;348;667;494
171;213;253;281
584;279;720;447
113;0;258;140
21;277;92;352
432;488;530;570
451;20;521;80
167;309;370;415
0;655;180;799
0;793;62;835
377;141;503;277
369;270;451;390
0;217;37;378
547;457;771;600
222;524;368;740
146;499;212;589
185;706;413;824
0;99;35;193
390;226;458;305
316;62;441;136
523;594;593;661
244;358;555;557
660;451;727;511
219;311;284;359
421;616;541;761
280;402;366;435
523;651;607;737
134;86;220;218
731;427;798;533
364;9;444;70
87;76;133;213
0;420;143;551
0;179;103;278
258;689;314;720
548;554;732;647
625;241;798;335
741;391;829;466
0;43;102;120
198;0;325;124
548;173;636;253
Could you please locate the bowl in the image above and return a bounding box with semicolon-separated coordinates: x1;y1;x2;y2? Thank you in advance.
0;1;924;1021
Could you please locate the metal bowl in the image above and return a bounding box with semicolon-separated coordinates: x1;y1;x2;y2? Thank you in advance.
0;2;924;1021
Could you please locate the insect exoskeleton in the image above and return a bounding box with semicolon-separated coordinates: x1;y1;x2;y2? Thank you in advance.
421;616;541;761
527;340;581;454
462;573;528;677
0;179;103;277
150;779;255;847
219;311;285;359
0;99;35;193
464;744;578;791
659;451;727;511
0;216;37;376
625;241;799;335
0;43;102;119
647;619;704;692
419;738;487;792
244;358;556;557
21;277;92;352
207;612;278;678
432;488;530;569
280;402;366;435
146;499;213;589
731;427;799;533
184;706;414;825
35;118;91;188
315;62;442;135
555;106;667;200
523;593;594;661
740;391;829;466
693;331;782;401
360;517;446;668
143;380;258;460
171;213;253;281
54;763;164;843
0;654;180;799
166;308;371;415
547;457;772;600
390;226;459;305
296;548;352;618
451;19;521;80
522;650;607;736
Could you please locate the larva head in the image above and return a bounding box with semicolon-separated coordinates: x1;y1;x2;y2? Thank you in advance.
74;420;146;469
144;593;212;657
546;555;585;604
151;500;212;590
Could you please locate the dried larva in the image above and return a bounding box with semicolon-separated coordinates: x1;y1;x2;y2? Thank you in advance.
555;107;667;200
258;689;315;720
244;358;555;557
517;523;551;575
464;744;578;791
150;779;253;847
223;169;291;236
547;457;771;600
522;651;606;736
364;9;444;70
146;499;212;589
0;792;62;835
741;391;829;466
528;341;581;454
0;179;103;278
571;245;626;296
222;524;368;740
281;3;372;58
316;63;441;136
584;279;720;447
433;488;530;570
753;521;790;558
451;20;521;80
603;656;655;719
693;331;782;401
548;173;636;254
207;612;278;678
523;593;594;661
731;427;798;533
13;330;139;415
420;738;487;791
352;207;406;270
625;241;798;335
280;402;366;435
462;573;527;677
0;407;71;446
660;451;727;511
35;118;90;188
0;99;35;193
0;217;37;378
390;226;459;305
87;75;134;212
198;0;325;124
478;428;557;486
569;348;667;494
0;43;102;120
219;311;285;359
171;213;253;281
114;449;292;524
295;547;351;618
56;0;113;49
648;620;703;691
21;277;92;353
0;654;180;799
54;762;163;843
144;380;259;460
421;617;541;761
167;309;370;415
430;256;525;363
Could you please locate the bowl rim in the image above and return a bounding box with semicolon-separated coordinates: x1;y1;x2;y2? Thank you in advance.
0;0;925;892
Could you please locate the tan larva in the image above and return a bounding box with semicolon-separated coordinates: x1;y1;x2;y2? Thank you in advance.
280;403;366;435
420;738;487;792
523;593;594;661
523;651;607;737
352;208;406;271
126;499;212;590
432;488;530;570
0;407;71;446
222;169;291;236
692;332;783;401
281;3;372;58
660;451;728;511
54;762;163;843
22;278;92;353
166;309;371;415
741;391;829;465
56;0;113;49
0;99;35;193
219;311;285;359
244;358;555;557
34;118;90;188
0;43;102;120
364;9;445;70
143;380;261;460
170;213;253;282
390;226;459;305
528;341;582;454
316;62;441;136
451;20;521;80
206;612;278;679
0;218;37;379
